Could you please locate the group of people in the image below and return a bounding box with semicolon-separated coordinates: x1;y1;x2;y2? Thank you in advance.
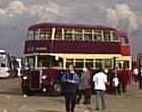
108;68;130;95
61;64;108;112
61;64;131;112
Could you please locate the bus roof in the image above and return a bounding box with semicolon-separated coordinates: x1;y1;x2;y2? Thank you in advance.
0;49;6;53
28;22;116;31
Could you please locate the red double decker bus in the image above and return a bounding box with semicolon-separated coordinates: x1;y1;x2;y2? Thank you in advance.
21;23;132;95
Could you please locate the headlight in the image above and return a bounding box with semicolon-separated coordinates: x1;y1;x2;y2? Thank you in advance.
42;75;47;80
23;76;28;80
42;88;47;92
133;68;138;75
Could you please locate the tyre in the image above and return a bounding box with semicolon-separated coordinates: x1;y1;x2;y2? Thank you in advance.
22;87;33;96
52;82;62;96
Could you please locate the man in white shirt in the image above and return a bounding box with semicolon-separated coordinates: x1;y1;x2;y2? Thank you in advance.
93;69;107;110
112;70;120;95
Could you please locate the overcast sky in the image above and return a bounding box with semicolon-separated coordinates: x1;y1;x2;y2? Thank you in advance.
0;0;141;56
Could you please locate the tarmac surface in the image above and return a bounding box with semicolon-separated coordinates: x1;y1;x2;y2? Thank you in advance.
0;77;142;112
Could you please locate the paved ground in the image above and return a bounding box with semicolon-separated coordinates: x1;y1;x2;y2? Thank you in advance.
0;78;142;112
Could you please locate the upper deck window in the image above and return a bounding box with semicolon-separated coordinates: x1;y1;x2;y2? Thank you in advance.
39;31;45;40
112;32;119;42
121;36;128;45
34;28;52;40
27;25;121;43
27;31;34;40
39;31;50;40
93;30;102;41
55;28;62;40
64;28;73;40
103;30;111;42
74;29;83;41
34;29;40;40
84;29;92;41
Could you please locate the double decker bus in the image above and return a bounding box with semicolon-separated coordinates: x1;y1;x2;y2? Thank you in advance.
22;23;132;95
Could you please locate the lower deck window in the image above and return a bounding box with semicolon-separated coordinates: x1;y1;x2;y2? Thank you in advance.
104;59;112;68
38;55;63;68
75;59;84;68
123;61;129;69
116;60;130;69
85;59;93;68
65;58;114;70
66;59;74;68
95;59;103;69
26;56;35;68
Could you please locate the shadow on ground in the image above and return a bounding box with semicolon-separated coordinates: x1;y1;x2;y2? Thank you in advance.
0;87;22;96
36;110;62;112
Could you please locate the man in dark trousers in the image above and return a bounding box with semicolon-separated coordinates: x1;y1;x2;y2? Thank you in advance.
77;67;92;104
61;65;80;112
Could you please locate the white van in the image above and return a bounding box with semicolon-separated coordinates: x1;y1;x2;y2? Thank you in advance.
0;50;12;78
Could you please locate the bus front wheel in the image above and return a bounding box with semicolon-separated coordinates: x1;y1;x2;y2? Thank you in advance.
22;87;33;96
52;82;62;96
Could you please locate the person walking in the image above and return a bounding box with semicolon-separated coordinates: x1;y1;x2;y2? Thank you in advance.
61;64;80;112
93;68;108;110
112;69;120;95
76;67;92;104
